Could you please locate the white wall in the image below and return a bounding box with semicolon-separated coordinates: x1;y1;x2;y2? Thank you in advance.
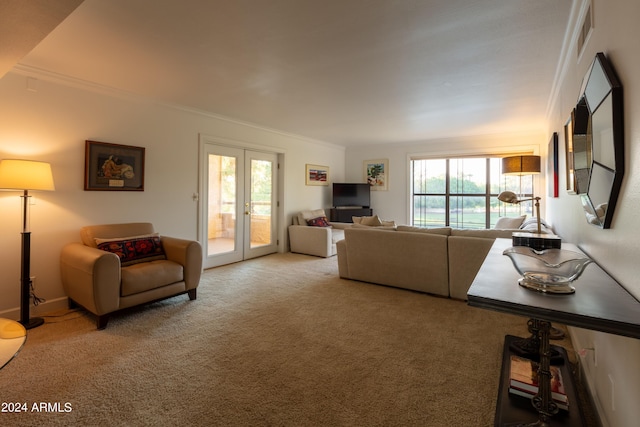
547;1;640;426
0;70;344;317
346;1;640;425
345;132;545;225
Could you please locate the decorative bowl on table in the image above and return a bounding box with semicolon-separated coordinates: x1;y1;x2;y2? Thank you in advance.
503;246;593;294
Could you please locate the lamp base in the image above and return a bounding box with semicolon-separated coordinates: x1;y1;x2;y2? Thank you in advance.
20;317;44;330
512;232;562;251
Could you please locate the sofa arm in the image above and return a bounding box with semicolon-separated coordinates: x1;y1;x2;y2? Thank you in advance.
161;236;203;290
448;236;496;300
288;225;333;257
60;242;121;316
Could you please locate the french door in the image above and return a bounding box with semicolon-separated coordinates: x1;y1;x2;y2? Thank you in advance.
200;144;278;269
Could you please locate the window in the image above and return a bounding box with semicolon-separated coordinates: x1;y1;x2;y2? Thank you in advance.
411;157;535;229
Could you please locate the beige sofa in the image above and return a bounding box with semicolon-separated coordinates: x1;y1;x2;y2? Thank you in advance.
337;226;522;300
288;209;353;257
60;223;202;329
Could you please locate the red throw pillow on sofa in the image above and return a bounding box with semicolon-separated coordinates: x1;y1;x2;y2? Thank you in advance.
307;216;330;227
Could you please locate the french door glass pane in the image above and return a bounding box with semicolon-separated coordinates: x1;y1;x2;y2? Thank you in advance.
249;159;272;249
208;154;236;255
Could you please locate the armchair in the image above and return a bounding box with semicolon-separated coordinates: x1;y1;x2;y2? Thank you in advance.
288;209;350;257
60;223;202;329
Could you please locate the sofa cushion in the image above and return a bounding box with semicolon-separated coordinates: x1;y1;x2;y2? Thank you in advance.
307;216;331;227
494;215;526;229
519;217;554;234
121;260;184;296
450;229;517;239
352;215;396;227
396;225;452;236
297;209;326;226
96;233;166;266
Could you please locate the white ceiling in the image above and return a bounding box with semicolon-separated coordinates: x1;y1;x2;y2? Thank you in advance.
12;0;573;147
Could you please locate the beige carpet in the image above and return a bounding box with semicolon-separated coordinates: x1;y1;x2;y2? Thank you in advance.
2;253;589;426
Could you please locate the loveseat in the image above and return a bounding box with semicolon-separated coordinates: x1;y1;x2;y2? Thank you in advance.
337;225;527;299
60;223;202;329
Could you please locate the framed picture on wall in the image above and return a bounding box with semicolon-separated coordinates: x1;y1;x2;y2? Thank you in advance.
364;159;388;191
305;164;329;186
84;140;145;191
547;132;559;198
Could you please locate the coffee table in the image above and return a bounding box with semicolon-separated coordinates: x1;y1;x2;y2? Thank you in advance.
0;318;27;370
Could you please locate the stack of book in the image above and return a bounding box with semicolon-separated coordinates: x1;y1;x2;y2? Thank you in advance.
509;354;569;411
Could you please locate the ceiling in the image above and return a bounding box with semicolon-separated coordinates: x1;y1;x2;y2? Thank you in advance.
9;0;573;147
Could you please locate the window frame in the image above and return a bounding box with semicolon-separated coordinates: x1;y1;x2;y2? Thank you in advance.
410;154;538;229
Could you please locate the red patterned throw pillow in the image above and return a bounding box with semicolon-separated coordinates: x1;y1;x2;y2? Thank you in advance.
306;216;330;227
96;233;166;266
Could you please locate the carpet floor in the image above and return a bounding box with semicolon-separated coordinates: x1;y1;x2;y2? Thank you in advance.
1;252;591;426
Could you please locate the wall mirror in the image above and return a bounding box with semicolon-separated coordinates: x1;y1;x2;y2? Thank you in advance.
572;52;623;229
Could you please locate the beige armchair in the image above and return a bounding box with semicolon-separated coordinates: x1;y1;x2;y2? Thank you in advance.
288;209;351;257
60;223;202;329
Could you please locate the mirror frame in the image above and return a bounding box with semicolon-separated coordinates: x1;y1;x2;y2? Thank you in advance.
572;52;624;229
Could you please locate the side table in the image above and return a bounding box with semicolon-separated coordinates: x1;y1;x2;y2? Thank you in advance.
0;318;27;370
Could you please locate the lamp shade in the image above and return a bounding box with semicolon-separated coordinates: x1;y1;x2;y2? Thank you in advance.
501;155;541;176
0;159;55;191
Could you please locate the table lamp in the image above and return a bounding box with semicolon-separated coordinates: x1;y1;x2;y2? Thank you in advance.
0;159;55;329
499;155;560;251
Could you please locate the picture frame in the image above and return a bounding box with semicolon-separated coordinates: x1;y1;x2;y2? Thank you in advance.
305;164;329;186
84;140;145;191
547;132;559;198
364;159;388;191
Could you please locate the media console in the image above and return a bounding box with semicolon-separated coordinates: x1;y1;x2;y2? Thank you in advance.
329;207;372;223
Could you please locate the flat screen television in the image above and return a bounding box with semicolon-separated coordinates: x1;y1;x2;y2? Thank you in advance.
332;183;370;208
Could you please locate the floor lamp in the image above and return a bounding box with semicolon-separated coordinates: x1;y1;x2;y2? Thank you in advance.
0;159;55;330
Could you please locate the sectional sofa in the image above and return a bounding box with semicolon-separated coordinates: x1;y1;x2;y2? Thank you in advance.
336;225;524;300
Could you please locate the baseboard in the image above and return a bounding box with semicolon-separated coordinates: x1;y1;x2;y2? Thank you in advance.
0;297;70;321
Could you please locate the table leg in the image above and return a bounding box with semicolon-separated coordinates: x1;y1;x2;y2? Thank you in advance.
509;319;559;427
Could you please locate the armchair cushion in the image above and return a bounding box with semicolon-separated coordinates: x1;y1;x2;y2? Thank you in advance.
121;260;184;296
96;233;166;266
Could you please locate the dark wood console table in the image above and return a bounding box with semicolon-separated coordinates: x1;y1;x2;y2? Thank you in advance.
467;238;640;426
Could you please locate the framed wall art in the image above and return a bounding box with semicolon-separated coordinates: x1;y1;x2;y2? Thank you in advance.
364;158;388;191
547;132;559;198
305;164;329;186
84;140;145;191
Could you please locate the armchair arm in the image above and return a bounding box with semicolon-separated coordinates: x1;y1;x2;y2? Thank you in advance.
288;225;333;257
161;236;203;290
60;242;121;316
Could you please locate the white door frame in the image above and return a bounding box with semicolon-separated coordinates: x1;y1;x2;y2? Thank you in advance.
198;134;285;268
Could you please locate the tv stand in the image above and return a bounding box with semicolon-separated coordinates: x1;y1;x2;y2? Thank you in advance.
329;207;372;223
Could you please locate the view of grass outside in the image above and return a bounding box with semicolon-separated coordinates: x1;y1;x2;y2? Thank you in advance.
411;157;534;229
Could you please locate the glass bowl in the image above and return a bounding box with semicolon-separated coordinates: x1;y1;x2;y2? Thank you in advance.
503;246;593;294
